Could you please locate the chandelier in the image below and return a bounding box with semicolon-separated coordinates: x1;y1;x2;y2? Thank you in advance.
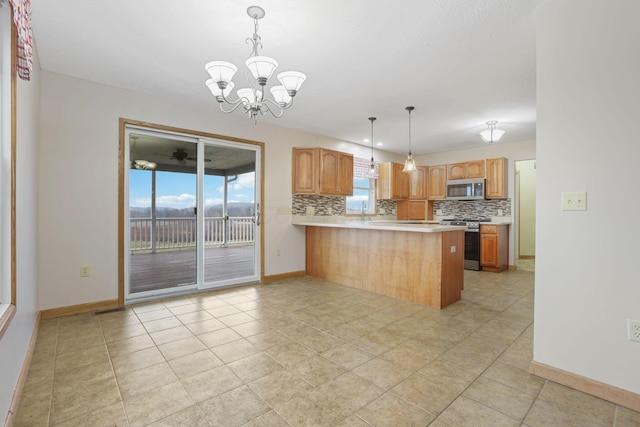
480;120;506;143
204;6;306;123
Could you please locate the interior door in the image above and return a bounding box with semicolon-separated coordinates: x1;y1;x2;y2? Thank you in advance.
125;126;261;303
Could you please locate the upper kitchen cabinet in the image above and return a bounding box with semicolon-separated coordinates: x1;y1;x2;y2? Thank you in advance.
319;149;353;195
378;162;409;200
427;165;446;200
292;148;354;195
447;160;486;180
408;166;428;200
486;157;508;199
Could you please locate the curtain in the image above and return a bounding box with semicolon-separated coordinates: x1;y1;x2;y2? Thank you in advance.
8;0;32;81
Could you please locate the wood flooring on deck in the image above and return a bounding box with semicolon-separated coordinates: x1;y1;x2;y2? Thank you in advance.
129;245;255;294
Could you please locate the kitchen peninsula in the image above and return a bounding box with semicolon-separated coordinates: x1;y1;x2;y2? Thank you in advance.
294;220;465;308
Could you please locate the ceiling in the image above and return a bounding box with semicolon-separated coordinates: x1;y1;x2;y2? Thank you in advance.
31;0;540;155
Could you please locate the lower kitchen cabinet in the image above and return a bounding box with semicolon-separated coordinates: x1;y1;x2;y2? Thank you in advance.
480;224;509;272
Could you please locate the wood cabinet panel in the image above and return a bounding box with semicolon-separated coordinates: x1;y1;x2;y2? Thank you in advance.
427;165;446;200
480;223;509;272
486;157;508;199
378;162;409;200
466;160;486;178
292;148;318;194
447;160;486;180
292;148;353;195
408;166;428;200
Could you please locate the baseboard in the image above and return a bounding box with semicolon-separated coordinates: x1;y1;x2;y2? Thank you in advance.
4;312;40;427
262;270;306;283
530;360;640;412
519;255;535;259
40;299;121;320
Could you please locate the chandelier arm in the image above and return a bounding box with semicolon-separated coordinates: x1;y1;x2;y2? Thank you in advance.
218;100;248;114
260;98;286;118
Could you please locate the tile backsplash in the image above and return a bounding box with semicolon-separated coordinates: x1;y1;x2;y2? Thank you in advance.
293;194;511;219
433;199;512;218
292;195;397;216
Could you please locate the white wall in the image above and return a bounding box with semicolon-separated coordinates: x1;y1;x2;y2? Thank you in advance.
535;0;640;394
0;17;41;421
38;71;399;310
415;138;536;265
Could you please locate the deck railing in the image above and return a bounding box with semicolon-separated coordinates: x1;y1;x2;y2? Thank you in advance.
130;217;254;252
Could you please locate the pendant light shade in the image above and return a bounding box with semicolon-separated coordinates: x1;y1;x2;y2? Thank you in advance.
368;117;379;178
402;106;417;172
480;120;506;143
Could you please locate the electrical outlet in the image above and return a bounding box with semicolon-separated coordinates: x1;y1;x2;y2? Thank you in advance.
497;209;504;216
628;319;640;342
276;248;281;257
80;265;90;277
450;245;456;253
306;206;315;216
436;209;443;216
562;191;587;211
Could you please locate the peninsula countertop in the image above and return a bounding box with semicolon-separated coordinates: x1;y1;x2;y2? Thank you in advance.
292;218;466;233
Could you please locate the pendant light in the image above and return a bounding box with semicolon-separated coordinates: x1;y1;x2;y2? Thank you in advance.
480;120;506;143
368;117;379;178
402;106;417;172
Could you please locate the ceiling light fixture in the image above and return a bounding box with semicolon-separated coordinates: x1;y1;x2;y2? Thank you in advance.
204;6;306;124
402;106;417;172
368;117;379;178
480;120;505;143
130;136;156;170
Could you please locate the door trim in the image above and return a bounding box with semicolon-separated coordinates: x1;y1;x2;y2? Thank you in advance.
118;118;265;306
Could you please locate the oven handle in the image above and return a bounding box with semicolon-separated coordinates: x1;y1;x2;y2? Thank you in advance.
465;229;479;232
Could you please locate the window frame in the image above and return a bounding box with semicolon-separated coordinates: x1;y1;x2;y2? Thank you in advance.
345;175;377;216
0;4;18;339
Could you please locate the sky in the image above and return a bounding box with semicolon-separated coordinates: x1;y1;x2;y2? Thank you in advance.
129;170;256;208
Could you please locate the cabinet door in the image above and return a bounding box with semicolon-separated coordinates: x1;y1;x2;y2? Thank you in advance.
338;152;354;195
466;160;486;179
447;162;467;180
393;163;409;199
319;149;340;195
486;157;508;199
480;233;498;267
292;148;318;194
427;165;446;200
408;166;427;200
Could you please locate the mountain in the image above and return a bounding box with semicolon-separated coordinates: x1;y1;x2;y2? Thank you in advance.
130;203;255;218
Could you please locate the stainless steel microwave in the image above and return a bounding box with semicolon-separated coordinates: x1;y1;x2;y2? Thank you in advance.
446;179;486;200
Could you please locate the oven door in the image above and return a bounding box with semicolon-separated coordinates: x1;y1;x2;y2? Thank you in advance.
464;229;481;271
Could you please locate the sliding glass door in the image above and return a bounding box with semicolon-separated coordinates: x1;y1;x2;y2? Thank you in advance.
125;127;261;302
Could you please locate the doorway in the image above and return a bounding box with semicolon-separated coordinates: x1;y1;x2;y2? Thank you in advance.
122;123;262;303
514;159;536;271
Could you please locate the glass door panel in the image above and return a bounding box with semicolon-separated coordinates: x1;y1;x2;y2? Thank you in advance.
127;131;198;299
200;141;259;288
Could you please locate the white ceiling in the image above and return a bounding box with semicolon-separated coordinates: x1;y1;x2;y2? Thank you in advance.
31;0;540;155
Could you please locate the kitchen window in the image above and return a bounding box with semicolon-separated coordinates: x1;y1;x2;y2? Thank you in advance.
346;157;377;216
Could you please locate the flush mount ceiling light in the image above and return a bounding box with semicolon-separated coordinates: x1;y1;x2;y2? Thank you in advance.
204;6;306;124
480;120;506;143
368;117;379;178
402;106;417;172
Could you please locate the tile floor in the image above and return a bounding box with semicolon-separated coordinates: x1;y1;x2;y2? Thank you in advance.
15;269;640;426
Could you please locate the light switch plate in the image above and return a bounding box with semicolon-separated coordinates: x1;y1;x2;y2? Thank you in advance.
276;206;292;215
561;191;587;211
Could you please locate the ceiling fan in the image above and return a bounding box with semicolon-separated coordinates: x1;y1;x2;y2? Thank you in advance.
171;148;212;163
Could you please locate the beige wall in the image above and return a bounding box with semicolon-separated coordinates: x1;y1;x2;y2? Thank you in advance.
535;0;640;394
37;71;400;310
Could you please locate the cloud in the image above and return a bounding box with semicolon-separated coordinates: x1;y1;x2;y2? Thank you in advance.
231;172;255;191
205;198;224;206
155;193;196;208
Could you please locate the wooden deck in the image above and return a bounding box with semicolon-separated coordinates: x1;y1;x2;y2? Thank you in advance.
129;245;255;294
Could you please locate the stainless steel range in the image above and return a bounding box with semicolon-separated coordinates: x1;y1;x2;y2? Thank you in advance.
441;218;491;270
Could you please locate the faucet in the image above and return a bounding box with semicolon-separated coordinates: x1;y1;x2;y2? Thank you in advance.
361;201;366;222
